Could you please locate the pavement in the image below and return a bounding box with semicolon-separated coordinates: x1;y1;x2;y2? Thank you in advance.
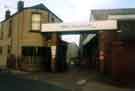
9;69;134;91
0;72;70;91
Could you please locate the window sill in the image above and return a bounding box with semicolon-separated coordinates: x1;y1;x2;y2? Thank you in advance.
29;30;41;33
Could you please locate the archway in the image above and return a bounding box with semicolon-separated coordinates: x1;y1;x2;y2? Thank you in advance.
41;20;117;72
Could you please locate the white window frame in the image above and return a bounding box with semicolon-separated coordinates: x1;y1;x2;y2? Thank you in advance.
31;13;41;31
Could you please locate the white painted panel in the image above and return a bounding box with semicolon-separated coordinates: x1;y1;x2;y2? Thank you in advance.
108;15;135;20
41;20;117;32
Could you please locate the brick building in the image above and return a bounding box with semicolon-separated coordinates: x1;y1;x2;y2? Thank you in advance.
0;1;62;71
88;8;135;83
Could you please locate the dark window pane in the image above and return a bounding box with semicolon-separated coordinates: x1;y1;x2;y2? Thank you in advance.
22;47;36;56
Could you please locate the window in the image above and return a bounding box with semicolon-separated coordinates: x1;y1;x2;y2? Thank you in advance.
31;13;41;31
22;47;51;56
0;47;2;54
8;45;11;54
8;20;12;37
45;33;52;41
0;25;3;40
22;47;35;56
51;17;55;22
1;30;3;40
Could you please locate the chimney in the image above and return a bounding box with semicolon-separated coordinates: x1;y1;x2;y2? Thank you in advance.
17;1;24;11
5;10;11;19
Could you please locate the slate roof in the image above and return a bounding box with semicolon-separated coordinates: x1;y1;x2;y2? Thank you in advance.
91;8;135;20
1;3;63;23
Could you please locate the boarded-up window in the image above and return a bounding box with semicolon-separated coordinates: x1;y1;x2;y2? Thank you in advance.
32;13;41;31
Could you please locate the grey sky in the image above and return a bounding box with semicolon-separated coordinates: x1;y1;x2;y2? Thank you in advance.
0;0;135;45
0;0;135;22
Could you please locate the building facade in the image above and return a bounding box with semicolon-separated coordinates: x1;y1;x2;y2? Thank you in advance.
0;1;62;71
88;8;135;82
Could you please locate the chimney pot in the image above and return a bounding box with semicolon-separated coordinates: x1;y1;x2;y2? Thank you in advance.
17;1;24;11
5;10;11;19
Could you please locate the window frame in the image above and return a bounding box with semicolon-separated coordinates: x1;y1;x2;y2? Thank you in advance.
31;12;41;32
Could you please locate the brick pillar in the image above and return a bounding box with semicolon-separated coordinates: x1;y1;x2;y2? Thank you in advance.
99;31;117;74
50;33;59;72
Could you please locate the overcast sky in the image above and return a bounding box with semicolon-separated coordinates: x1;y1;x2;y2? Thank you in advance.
0;0;135;22
0;0;135;44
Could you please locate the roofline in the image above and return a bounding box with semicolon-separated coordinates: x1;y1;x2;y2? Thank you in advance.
31;4;63;22
91;8;135;13
0;6;63;23
91;8;135;11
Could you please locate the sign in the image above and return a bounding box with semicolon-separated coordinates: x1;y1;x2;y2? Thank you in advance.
41;20;117;32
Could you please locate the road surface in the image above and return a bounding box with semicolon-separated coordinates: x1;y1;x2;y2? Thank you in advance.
0;72;69;91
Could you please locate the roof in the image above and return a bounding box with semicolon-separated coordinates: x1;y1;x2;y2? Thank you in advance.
1;3;63;23
91;9;135;40
30;4;48;10
91;8;135;20
82;34;96;45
